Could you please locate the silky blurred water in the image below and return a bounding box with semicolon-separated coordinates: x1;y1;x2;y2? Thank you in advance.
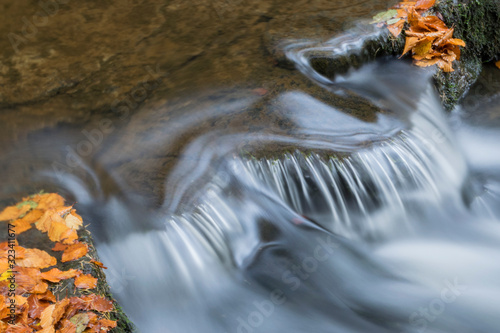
3;18;500;333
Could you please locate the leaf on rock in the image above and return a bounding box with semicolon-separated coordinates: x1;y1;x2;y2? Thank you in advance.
52;243;68;252
415;0;435;10
17;249;57;269
402;36;421;56
414;37;435;57
40;268;81;283
414;58;440;67
0;205;31;222
74;274;98;289
35;193;65;210
40;304;55;328
81;294;114;312
90;259;107;269
36;209;65;233
64;211;83;230
371;9;398;24
69;313;90;333
388;19;405;37
61;242;88;262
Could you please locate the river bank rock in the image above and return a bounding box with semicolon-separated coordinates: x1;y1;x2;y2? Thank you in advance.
0;193;136;332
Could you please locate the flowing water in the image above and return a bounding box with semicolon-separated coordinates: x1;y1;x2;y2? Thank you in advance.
2;3;500;333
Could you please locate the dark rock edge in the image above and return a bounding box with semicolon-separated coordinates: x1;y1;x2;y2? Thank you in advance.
303;0;500;110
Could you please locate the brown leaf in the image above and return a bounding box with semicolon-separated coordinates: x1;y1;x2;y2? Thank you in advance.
69;312;90;332
58;318;79;333
52;242;69;251
445;38;466;47
74;274;98;289
81;294;114;312
434;28;454;47
415;0;435;10
38;326;56;333
53;298;70;324
0;205;31;222
414;37;434;57
90;259;107;269
60;228;78;245
40;268;81;283
437;59;454;72
5;324;33;333
420;16;448;31
64;211;83;230
35;193;66;210
40;303;56;328
97;318;117;329
402;36;421;56
388;19;405;37
36;208;65;233
48;221;72;243
414;58;440;67
61;242;88;262
17;249;57;269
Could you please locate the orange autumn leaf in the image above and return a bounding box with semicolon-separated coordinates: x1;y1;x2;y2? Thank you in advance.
388;19;405;37
61;242;88;262
402;36;421;56
40;268;81;283
97;318;117;329
415;57;440;67
40;303;55;328
52;242;68;251
379;0;466;72
415;0;435;10
414;36;435;57
496;60;500;69
0;204;31;222
53;298;70;323
80;294;113;312
47;221;71;243
90;259;107;269
35;193;65;210
38;326;55;333
60;227;79;245
64;212;83;230
58;319;78;333
74;274;98;289
36;208;65;233
5;324;33;332
17;249;57;269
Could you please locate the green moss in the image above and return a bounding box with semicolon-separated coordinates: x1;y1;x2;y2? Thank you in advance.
432;0;500;109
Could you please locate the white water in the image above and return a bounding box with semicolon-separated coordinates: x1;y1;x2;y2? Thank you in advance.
21;42;500;332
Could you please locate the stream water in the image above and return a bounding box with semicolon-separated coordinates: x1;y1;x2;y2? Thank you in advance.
2;2;500;333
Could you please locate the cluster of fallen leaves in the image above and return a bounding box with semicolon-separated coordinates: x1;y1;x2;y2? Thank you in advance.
372;0;466;72
0;193;117;333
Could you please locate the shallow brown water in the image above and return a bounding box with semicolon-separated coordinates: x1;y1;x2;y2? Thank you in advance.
0;0;390;204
